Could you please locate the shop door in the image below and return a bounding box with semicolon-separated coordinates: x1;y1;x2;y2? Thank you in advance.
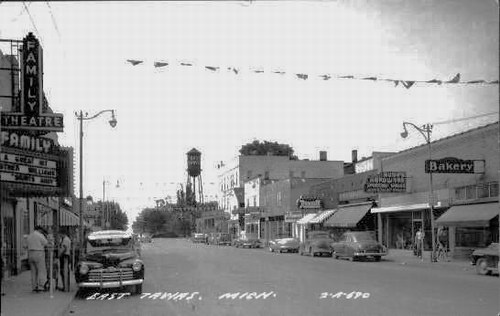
4;217;17;276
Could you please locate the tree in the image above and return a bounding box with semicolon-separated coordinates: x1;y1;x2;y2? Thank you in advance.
239;140;297;159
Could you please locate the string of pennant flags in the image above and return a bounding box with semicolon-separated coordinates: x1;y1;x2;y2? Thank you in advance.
126;59;499;89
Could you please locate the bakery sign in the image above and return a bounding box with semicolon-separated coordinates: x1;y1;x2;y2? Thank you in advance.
364;172;406;193
1;33;64;134
425;157;484;174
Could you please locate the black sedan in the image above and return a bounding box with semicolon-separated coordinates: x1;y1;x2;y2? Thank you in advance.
331;231;387;262
268;237;300;253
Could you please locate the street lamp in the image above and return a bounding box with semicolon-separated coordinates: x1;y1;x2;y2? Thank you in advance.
400;121;436;263
75;109;117;255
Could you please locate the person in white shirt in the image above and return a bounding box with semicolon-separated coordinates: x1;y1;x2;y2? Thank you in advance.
26;226;48;292
415;228;425;259
58;229;71;291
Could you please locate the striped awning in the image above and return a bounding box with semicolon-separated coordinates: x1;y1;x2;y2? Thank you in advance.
324;203;372;228
371;202;442;214
296;213;318;225
309;209;336;224
60;208;79;226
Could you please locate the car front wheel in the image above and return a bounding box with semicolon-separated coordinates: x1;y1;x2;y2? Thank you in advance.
476;258;491;275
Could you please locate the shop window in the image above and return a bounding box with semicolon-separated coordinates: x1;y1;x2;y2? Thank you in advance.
455;187;466;200
455;227;490;248
465;185;477;200
489;182;499;197
477;183;489;198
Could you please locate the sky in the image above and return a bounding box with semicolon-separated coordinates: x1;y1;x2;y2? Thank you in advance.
0;0;498;224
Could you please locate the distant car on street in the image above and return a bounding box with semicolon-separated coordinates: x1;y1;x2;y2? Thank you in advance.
470;243;499;276
268;237;300;253
331;231;387;262
300;231;334;257
75;230;144;295
192;233;207;243
233;234;261;248
211;233;232;246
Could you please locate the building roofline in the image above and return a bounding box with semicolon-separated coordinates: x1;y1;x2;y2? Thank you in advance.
387;121;499;158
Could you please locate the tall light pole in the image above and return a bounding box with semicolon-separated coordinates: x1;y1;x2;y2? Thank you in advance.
401;122;436;262
76;109;117;255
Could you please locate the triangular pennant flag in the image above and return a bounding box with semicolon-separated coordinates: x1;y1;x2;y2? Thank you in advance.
127;59;143;66
180;62;193;66
445;73;460;83
227;67;239;74
401;81;415;89
273;71;285;75
154;62;168;68
465;80;485;84
205;66;219;72
362;77;377;81
339;75;354;79
320;74;331;80
393;80;400;87
426;79;442;85
296;74;308;80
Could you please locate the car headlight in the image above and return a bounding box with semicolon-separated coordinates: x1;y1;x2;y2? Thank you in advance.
132;261;142;272
79;264;89;275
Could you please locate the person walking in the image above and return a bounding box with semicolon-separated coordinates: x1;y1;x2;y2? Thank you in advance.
26;226;48;292
59;228;71;291
415;228;425;259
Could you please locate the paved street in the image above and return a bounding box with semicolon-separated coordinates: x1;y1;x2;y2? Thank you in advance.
64;238;499;316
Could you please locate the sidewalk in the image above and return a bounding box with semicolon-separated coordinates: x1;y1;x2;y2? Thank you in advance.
384;249;473;272
1;270;76;316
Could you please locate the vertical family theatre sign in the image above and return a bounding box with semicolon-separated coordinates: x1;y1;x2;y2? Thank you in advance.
0;33;72;197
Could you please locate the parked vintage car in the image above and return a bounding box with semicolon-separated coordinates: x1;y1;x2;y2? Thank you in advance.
470;243;499;276
331;231;387;262
233;234;261;248
191;233;207;243
214;233;232;246
269;237;300;253
300;231;334;257
75;230;144;295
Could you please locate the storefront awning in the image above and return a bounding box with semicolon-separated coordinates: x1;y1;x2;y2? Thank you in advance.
371;202;442;214
435;203;498;227
296;213;318;225
309;209;336;224
324;204;372;228
60;208;79;226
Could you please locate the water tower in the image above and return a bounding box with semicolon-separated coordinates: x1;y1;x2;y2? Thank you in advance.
186;148;204;205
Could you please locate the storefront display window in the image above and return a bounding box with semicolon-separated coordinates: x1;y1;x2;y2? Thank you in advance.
455;227;491;248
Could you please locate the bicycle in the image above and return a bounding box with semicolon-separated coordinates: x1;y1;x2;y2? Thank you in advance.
435;241;449;262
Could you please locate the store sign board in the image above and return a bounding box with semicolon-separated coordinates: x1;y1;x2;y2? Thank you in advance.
364;171;406;193
285;212;303;223
0;152;58;187
425;157;482;174
1;33;64;134
297;198;322;209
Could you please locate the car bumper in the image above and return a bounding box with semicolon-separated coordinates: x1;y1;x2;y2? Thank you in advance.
354;252;386;257
78;279;143;288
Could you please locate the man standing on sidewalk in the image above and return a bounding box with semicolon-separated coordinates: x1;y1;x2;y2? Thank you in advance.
59;228;71;291
26;226;48;292
415;228;425;259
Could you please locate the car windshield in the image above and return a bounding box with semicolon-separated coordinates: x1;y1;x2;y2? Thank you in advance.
351;232;376;242
309;232;330;239
86;237;133;253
